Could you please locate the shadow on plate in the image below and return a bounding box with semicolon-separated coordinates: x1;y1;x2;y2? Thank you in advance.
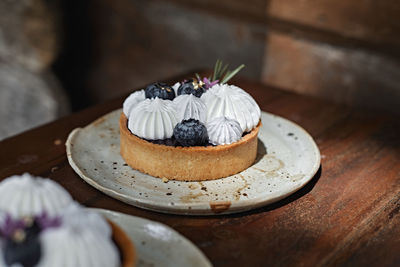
221;165;322;218
254;138;267;165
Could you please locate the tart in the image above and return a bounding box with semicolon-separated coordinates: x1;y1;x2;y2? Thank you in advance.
0;174;136;267
120;61;261;181
120;113;261;181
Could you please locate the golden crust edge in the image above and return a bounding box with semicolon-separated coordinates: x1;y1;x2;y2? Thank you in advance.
108;219;136;267
119;113;261;181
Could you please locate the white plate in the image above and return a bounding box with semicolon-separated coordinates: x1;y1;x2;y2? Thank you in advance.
92;208;211;267
67;109;320;215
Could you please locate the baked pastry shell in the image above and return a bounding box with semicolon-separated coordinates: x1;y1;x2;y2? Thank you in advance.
120;113;260;181
108;219;136;267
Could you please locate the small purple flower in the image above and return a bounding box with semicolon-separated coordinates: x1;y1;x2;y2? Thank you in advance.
36;212;61;230
0;214;26;239
203;77;219;89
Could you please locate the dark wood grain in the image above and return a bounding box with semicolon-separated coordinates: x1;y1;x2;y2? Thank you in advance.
0;72;399;267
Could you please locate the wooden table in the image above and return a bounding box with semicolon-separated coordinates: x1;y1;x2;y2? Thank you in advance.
1;73;399;266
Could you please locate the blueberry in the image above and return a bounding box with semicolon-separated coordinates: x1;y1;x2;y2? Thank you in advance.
4;222;42;267
145;82;175;100
177;79;205;97
173;119;208;147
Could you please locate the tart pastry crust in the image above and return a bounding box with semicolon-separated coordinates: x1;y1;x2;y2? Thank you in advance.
120;113;260;181
108;219;136;267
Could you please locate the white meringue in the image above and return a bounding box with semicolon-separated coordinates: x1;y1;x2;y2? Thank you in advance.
0;211;4;267
128;97;178;140
0;175;121;267
0;248;4;267
201;84;261;132
207;117;243;145
172;82;180;96
173;94;206;123
0;210;5;225
0;173;73;218
62;203;111;237
122;89;146;117
38;219;119;267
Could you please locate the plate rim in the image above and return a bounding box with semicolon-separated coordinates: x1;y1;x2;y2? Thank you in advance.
66;109;321;215
91;208;212;267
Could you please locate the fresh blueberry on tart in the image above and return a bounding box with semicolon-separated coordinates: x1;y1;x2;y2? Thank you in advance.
173;119;209;147
145;82;175;100
177;78;206;98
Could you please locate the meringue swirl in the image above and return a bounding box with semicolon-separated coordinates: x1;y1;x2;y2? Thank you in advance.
172;82;180;96
62;203;112;237
0;174;121;267
0;173;73;218
173;94;206;123
207;116;243;145
201;84;261;132
128;97;178;140
0;249;4;267
123;89;146;117
39;218;119;267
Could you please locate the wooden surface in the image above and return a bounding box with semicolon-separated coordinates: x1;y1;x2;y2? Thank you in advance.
1;73;399;266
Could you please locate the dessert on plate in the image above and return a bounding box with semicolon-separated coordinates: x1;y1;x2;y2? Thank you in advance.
0;173;135;267
120;60;261;181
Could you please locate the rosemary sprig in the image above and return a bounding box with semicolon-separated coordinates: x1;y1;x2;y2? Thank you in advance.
212;60;221;81
221;64;245;84
195;73;201;81
211;59;245;84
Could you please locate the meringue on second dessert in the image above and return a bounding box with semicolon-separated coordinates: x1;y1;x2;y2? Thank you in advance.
207;116;243;145
0;173;134;267
0;173;73;218
62;203;112;237
38;209;120;267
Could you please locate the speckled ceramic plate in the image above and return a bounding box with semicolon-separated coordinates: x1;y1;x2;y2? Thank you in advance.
67;109;320;215
93;208;211;267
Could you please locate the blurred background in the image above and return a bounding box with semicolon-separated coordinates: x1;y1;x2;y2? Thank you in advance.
0;0;399;140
